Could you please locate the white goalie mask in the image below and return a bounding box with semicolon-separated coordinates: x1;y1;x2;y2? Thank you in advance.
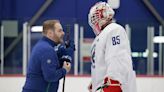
88;2;115;35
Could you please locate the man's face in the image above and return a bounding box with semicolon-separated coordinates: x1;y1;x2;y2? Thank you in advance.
52;23;65;44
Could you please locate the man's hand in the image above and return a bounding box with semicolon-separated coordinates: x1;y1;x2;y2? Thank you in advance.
59;55;72;67
63;61;71;73
57;41;75;59
60;55;72;62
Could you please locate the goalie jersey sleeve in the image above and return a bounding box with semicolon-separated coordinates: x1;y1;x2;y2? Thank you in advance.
91;23;136;92
104;23;133;83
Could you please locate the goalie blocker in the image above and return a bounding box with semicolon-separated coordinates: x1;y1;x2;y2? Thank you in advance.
88;77;122;92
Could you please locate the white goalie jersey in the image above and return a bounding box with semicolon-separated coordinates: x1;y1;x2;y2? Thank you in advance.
90;23;137;92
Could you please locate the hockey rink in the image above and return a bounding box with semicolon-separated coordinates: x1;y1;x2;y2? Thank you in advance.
0;76;164;92
0;0;164;92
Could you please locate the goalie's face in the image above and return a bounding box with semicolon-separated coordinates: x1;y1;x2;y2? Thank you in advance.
88;2;115;36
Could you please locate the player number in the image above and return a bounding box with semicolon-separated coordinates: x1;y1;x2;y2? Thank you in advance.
112;35;120;45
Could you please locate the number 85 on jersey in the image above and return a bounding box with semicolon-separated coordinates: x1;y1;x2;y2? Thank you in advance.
112;35;120;45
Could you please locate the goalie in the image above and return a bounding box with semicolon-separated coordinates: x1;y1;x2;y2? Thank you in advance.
88;2;137;92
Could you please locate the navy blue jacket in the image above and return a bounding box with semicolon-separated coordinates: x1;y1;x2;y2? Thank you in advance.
22;36;67;92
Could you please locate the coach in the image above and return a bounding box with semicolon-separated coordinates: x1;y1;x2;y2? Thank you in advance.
22;20;72;92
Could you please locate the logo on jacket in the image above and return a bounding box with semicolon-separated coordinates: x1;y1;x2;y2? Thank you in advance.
47;59;52;64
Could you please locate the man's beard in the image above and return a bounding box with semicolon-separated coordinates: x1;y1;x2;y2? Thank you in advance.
58;36;64;44
60;39;64;43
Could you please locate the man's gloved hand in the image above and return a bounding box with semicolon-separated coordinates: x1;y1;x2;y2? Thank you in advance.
56;40;75;67
57;40;75;58
59;55;72;68
65;40;75;53
60;55;72;63
65;40;75;50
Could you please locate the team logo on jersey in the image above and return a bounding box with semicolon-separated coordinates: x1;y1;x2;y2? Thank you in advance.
47;59;52;64
91;44;96;68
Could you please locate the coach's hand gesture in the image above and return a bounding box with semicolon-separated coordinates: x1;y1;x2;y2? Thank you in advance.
63;61;71;73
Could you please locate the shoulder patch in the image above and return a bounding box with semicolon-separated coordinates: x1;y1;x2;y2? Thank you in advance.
47;59;52;64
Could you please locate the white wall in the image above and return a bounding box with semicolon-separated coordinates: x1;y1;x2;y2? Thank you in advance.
0;76;164;92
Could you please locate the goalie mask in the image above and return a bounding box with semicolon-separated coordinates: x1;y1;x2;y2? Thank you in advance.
88;2;115;35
